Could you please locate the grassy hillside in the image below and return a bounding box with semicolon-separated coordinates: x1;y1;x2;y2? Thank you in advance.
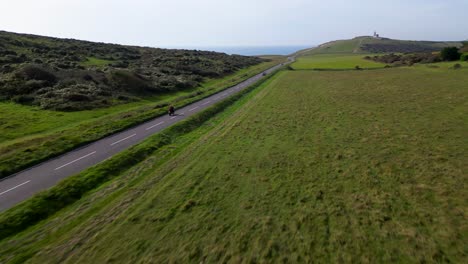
0;30;264;111
2;66;466;262
293;36;466;70
299;36;463;55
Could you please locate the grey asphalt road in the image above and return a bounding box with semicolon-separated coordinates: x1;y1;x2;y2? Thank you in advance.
0;60;292;211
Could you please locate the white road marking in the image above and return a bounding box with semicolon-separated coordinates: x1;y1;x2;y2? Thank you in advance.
189;106;199;112
145;121;164;131
0;181;31;196
202;101;211;106
110;134;137;146
54;151;97;170
170;116;177;119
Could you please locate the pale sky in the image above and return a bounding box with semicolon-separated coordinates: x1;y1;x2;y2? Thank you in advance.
1;0;467;48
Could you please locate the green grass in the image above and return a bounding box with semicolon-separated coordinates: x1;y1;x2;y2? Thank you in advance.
0;58;284;178
0;100;149;145
80;57;113;66
1;66;466;262
292;53;385;70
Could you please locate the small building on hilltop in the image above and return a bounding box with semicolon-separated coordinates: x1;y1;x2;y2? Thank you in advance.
373;31;381;39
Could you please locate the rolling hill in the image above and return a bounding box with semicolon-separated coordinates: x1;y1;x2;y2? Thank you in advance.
298;36;463;55
0;31;264;111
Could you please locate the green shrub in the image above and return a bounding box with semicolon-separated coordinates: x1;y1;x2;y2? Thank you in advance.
15;64;57;83
440;47;461;61
460;53;468;61
12;95;34;104
110;70;152;92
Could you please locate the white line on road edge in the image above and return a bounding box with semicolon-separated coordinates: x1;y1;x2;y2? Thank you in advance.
189;106;199;112
201;101;211;106
110;134;137;146
0;180;31;196
145;121;165;131
54;151;97;170
170;116;177;119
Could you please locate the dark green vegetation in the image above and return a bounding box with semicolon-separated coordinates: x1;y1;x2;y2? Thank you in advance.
440;47;461;61
456;42;468;61
365;53;441;66
366;49;468;67
460;42;468;53
0;64;466;262
461;53;468;61
299;36;462;55
365;45;468;67
0;30;264;111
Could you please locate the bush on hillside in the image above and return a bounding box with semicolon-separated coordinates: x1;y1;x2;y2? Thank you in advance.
362;43;440;53
365;53;442;65
440;47;461;61
460;42;468;53
15;64;57;83
0;30;265;111
110;70;152;93
460;53;468;61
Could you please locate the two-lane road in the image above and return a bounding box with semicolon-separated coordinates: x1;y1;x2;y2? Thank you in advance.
0;61;290;211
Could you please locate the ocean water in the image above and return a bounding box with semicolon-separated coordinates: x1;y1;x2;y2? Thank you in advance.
165;46;312;56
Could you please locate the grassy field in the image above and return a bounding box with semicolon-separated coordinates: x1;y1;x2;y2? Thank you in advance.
292;53;385;70
1;66;466;262
0;58;284;178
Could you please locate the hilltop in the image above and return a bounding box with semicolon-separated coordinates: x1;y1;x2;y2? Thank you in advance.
299;36;463;55
0;31;264;111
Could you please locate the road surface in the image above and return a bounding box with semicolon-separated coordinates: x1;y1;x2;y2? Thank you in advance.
0;61;291;211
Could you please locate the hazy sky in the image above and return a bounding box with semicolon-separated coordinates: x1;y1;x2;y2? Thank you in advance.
1;0;467;47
